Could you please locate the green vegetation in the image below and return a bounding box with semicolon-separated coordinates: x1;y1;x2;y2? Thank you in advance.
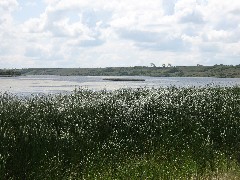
0;69;21;77
1;86;240;179
17;64;240;78
1;64;240;78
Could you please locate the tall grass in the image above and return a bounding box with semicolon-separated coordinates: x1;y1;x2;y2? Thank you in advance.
0;86;240;179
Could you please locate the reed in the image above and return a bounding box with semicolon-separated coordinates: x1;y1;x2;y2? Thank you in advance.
0;86;240;179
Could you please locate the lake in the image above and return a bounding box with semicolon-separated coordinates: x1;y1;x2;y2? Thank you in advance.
0;75;240;96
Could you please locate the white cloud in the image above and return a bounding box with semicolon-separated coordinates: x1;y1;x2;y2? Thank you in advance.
0;0;18;25
0;0;22;66
0;0;240;68
0;0;18;12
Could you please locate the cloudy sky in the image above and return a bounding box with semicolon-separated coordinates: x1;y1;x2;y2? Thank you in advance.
0;0;240;68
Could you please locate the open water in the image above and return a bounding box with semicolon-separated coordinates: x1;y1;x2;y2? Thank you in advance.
0;75;240;96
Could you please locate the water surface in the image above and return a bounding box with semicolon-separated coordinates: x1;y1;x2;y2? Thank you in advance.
0;75;240;96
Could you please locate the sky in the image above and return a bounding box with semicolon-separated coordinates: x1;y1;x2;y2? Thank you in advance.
0;0;240;68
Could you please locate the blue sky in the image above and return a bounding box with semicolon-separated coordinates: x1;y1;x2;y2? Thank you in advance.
0;0;240;68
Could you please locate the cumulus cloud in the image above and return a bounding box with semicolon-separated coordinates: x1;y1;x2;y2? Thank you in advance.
0;0;18;25
179;10;204;24
0;0;18;12
0;0;240;68
0;0;22;66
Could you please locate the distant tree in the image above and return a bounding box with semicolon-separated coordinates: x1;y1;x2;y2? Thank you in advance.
162;64;166;68
167;63;172;67
150;63;156;67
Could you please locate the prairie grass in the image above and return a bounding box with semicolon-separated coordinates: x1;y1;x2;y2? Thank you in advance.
0;86;240;179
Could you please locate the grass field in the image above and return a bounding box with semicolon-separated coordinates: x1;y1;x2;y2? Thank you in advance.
0;86;240;179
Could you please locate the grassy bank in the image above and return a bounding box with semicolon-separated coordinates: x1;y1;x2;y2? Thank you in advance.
19;64;240;78
0;86;240;179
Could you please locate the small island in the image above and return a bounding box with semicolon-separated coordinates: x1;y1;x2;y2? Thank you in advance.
103;78;145;81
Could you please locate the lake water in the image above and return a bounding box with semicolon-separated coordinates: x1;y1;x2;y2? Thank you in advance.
0;75;240;96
